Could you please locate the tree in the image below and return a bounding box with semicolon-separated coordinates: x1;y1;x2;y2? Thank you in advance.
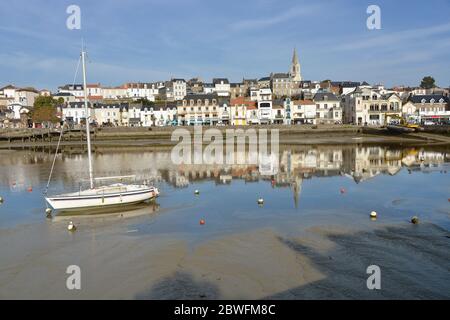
420;76;436;89
135;98;154;107
31;96;59;125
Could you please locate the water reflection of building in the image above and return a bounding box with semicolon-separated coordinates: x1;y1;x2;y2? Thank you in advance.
348;146;403;183
0;147;448;202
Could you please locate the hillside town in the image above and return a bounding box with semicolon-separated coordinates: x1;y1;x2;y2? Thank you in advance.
0;49;449;129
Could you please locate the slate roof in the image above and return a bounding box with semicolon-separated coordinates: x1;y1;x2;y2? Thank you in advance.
313;92;340;102
213;78;230;85
409;95;449;104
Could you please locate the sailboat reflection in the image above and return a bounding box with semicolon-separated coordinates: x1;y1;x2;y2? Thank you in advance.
52;200;160;222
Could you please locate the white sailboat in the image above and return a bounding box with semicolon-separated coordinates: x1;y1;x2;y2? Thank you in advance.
45;49;159;211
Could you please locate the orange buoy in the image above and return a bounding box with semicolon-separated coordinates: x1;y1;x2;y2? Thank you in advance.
199;219;205;225
27;187;33;192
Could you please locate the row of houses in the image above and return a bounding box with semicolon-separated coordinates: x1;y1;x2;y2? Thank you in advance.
1;49;449;127
59;90;449;127
2;85;449;128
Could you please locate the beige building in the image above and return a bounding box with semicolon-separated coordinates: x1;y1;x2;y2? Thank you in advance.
177;94;220;125
342;87;402;125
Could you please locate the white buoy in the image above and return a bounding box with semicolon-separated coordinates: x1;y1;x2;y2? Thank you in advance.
68;221;77;231
0;196;3;203
45;208;52;215
194;189;200;195
257;198;264;205
411;216;419;224
370;211;377;218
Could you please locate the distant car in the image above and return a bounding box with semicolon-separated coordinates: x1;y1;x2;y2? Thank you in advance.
423;121;436;126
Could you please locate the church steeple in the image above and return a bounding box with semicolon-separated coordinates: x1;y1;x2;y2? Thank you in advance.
290;48;302;82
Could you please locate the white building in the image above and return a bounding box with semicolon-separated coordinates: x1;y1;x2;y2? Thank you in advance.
250;88;272;102
342;87;402;125
168;79;187;101
102;86;128;99
291;99;317;124
213;78;231;97
140;104;177;127
124;82;159;101
409;94;450;124
86;83;103;98
58;84;84;98
63;102;90;125
313;92;342;124
93;103;126;126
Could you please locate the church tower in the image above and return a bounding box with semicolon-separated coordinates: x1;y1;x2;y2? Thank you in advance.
289;48;302;82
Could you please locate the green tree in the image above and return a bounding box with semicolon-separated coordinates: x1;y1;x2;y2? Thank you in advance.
32;96;59;125
135;98;154;107
420;76;436;89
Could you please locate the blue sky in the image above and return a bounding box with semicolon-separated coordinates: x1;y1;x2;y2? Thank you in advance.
1;0;449;91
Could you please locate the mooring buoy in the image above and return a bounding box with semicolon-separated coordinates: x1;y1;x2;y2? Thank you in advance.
194;189;200;195
370;211;377;219
68;221;77;231
199;219;205;225
45;208;52;216
257;198;264;205
0;196;3;203
411;216;419;224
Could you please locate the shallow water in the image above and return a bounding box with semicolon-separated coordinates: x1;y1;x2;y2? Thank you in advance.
0;144;449;299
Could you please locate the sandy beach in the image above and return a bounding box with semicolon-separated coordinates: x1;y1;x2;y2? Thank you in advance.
1;218;448;299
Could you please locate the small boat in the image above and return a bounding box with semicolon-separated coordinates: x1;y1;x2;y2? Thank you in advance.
45;48;159;211
46;181;159;211
386;124;416;133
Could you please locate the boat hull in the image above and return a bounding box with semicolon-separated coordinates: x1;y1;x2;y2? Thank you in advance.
45;186;158;211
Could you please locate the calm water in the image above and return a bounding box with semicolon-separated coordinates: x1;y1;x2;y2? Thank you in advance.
1;144;449;299
0;144;449;234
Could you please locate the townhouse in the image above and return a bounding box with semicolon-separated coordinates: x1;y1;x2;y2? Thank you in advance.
177;93;221;126
341;87;402;125
313;92;342;124
408;94;450;124
272;99;285;124
230;97;255;126
140;102;177;126
58;84;84;98
102;86;128;100
63;101;91;125
271;73;293;98
166;79;186;101
213;78;231;97
290;99;317;124
124;82;160;101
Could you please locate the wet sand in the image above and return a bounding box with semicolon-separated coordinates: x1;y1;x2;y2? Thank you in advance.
1;218;448;299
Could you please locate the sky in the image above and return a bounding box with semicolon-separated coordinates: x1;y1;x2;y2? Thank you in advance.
0;0;449;91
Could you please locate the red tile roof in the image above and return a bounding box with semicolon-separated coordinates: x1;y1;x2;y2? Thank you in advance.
292;99;315;105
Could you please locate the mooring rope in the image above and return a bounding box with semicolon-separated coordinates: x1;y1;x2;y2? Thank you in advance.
44;124;65;197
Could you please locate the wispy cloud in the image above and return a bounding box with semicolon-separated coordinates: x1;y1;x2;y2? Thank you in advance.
335;22;450;51
229;4;320;32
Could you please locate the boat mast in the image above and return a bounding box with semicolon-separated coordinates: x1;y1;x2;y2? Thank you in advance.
81;49;94;189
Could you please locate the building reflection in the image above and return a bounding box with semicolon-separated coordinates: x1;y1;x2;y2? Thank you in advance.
0;146;448;208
